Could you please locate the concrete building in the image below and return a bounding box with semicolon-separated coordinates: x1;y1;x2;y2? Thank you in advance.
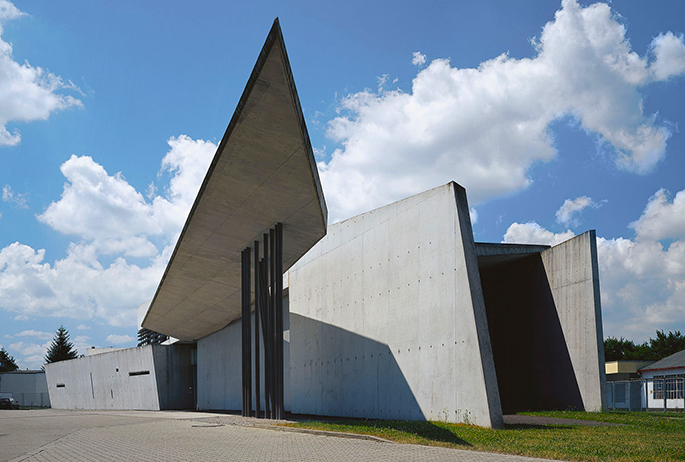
0;370;50;407
46;19;606;427
46;344;195;410
193;182;606;427
639;349;685;411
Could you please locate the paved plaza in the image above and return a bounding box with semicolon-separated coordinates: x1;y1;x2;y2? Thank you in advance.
0;409;557;462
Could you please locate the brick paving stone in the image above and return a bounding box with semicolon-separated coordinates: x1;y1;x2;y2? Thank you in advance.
2;409;560;462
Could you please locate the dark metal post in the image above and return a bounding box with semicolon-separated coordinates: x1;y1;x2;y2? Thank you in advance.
241;248;252;416
244;225;285;420
241;250;245;416
275;222;284;419
263;233;271;418
269;227;276;419
253;240;260;418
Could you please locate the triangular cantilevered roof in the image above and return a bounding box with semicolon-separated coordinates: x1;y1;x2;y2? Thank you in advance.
142;19;327;341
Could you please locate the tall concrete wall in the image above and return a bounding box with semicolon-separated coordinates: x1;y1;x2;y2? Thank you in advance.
540;231;606;411
46;344;194;410
287;182;502;427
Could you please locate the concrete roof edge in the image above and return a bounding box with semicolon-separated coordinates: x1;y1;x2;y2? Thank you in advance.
143;19;325;332
475;242;551;257
273;19;328;229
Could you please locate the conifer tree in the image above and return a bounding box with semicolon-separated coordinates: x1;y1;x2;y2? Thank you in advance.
45;325;78;364
0;347;19;372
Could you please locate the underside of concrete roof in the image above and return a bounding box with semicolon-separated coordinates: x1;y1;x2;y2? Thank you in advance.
142;19;327;341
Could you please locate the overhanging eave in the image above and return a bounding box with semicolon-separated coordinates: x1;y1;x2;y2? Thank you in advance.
142;19;327;341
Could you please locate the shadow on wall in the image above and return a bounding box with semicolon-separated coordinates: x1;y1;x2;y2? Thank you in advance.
479;254;583;413
290;313;425;421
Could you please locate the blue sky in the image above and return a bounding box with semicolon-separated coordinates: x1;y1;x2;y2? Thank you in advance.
0;0;684;369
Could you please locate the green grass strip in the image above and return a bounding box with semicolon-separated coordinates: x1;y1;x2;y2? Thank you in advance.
281;411;685;461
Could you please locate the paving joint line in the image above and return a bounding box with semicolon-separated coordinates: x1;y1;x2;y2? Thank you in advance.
7;427;88;462
250;423;395;443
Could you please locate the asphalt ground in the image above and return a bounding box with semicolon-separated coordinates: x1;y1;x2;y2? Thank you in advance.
0;409;562;462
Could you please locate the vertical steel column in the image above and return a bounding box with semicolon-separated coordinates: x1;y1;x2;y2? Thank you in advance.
253;240;260;419
241;250;245;416
274;222;284;419
244;225;284;420
269;228;276;419
241;248;252;417
262;232;272;418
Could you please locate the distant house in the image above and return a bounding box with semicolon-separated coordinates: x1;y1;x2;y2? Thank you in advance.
639;349;685;411
0;370;50;407
605;361;653;410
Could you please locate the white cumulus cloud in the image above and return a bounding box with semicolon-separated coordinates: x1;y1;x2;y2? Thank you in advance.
412;52;426;66
318;0;685;223
556;196;596;226
106;334;134;346
650;32;685;81
629;188;685;242
0;1;82;147
503;222;575;246
37;155;162;241
0;136;215;328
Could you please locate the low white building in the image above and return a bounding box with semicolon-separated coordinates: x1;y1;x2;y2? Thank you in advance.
639;349;685;411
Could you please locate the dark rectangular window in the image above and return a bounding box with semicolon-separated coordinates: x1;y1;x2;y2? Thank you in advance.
56;383;65;388
653;374;684;400
128;370;150;376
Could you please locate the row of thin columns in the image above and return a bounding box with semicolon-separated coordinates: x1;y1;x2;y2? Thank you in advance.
241;223;284;419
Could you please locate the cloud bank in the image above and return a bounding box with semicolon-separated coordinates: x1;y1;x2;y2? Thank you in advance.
0;136;215;329
318;0;685;223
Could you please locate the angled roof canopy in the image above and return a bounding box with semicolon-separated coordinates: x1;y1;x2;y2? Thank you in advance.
142;19;327;341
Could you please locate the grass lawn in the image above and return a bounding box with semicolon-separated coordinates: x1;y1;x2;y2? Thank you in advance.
281;411;685;461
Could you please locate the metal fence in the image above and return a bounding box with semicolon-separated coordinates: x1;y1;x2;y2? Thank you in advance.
606;377;684;412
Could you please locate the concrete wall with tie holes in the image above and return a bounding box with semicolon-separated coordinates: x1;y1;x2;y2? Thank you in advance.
286;182;503;428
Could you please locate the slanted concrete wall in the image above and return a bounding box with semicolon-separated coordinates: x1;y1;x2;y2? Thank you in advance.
46;344;194;410
540;231;606;411
287;182;502;427
46;345;160;410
